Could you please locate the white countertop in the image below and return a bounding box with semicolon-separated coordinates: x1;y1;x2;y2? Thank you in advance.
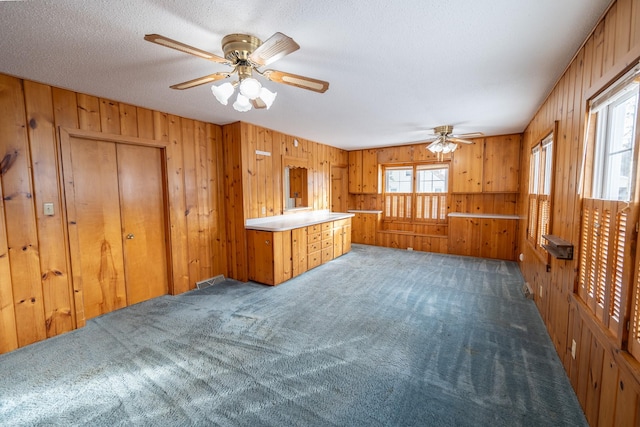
246;210;355;231
448;212;520;220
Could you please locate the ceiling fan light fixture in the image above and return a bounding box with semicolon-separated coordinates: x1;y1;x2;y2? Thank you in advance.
233;93;252;112
211;82;235;105
444;142;458;153
239;77;262;100
259;87;277;109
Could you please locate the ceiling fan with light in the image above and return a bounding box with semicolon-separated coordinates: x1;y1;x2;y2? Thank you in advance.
424;125;484;154
144;32;329;112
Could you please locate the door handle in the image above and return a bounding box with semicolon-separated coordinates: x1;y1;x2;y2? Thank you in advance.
126;233;135;240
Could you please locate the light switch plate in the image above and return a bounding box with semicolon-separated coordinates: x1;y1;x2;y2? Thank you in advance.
43;203;54;216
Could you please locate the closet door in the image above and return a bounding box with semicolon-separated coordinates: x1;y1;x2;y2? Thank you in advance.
63;137;169;321
64;137;127;320
117;143;168;305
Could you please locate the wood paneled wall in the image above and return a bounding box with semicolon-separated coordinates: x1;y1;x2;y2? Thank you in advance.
349;136;520;260
0;74;227;354
518;0;640;424
221;121;348;282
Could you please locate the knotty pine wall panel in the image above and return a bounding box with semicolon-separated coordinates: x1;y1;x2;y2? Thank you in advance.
518;0;640;424
0;73;227;354
221;121;348;283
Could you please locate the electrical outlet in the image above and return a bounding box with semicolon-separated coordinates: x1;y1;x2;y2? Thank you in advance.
261;207;266;215
407;247;413;251
571;339;577;359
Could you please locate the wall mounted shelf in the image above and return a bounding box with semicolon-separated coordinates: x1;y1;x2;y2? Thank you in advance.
542;235;573;260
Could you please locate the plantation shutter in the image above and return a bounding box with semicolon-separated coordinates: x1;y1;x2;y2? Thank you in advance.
578;198;636;339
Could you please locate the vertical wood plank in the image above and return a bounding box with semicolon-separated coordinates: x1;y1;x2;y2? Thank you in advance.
181;118;200;287
76;94;101;131
0;75;47;347
52;87;79;130
0;169;18;353
119;103;138;137
195;121;212;281
99;98;121;135
161;113;189;294
137;107;154;139
24;80;75;336
598;354;619;426
207;123;226;276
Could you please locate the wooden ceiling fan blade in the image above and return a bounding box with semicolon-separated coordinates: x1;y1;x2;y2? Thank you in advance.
144;34;230;64
262;70;329;93
251;98;267;109
249;32;300;67
453;132;484;138
170;72;232;90
448;137;475;144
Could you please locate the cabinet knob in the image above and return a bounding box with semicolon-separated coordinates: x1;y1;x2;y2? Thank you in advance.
265;240;270;245
126;233;135;240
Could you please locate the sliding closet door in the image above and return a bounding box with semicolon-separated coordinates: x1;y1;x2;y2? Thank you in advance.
117;143;168;305
63;136;169;321
64;137;127;320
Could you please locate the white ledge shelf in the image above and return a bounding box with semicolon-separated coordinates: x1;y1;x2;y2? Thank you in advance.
347;210;383;214
448;213;520;220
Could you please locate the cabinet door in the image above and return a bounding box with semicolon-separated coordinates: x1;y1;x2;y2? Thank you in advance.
247;230;275;285
247;230;292;285
348;151;362;193
351;213;377;244
349;149;379;194
342;223;352;253
361;149;379;193
291;227;307;277
451;139;484;193
333;225;344;258
272;231;292;284
483;135;520;192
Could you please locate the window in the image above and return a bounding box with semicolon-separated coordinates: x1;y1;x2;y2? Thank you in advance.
577;64;640;348
527;131;554;256
592;79;638;201
385;167;413;193
383;164;448;222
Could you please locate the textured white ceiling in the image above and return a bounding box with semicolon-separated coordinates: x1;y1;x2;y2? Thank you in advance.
0;0;611;149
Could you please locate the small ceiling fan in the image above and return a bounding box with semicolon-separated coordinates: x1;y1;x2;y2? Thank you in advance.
424;125;484;154
144;32;329;112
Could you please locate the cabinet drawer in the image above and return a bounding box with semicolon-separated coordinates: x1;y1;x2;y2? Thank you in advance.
322;247;334;263
308;241;321;252
322;238;333;249
308;224;322;234
308;232;322;243
322;229;333;240
322;222;332;232
308;251;322;269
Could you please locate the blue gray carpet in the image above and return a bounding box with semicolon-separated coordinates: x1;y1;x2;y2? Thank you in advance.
0;244;586;426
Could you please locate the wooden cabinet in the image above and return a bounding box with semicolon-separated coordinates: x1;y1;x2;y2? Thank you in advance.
349;149;379;193
451;134;520;193
247;230;292;285
351;212;379;244
247;217;352;285
333;219;352;257
483;135;520;193
451;139;484;193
